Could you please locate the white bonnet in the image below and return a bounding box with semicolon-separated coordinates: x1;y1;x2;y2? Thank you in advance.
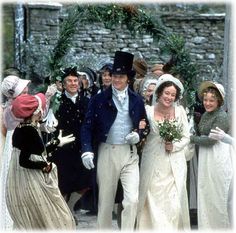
152;74;184;105
143;79;159;92
1;75;30;99
78;72;92;87
155;74;184;96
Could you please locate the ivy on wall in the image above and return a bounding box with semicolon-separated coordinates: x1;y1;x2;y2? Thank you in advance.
160;34;199;113
48;4;198;111
77;4;165;38
49;4;166;82
48;7;83;82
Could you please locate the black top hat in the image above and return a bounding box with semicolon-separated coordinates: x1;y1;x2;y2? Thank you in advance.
61;66;78;80
112;51;134;75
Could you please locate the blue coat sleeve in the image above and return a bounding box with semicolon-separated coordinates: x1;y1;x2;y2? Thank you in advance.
80;96;96;154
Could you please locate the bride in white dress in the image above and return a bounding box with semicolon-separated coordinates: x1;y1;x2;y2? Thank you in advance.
137;74;191;230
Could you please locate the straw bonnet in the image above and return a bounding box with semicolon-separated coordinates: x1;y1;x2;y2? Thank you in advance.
198;81;225;102
133;58;148;76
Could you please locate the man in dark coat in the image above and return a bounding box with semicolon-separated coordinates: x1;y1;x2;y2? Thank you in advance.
80;51;149;230
49;67;92;217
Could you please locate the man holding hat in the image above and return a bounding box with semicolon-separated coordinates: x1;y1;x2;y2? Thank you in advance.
81;51;149;230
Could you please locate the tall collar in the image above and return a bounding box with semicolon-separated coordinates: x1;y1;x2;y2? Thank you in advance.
112;85;128;104
64;90;78;103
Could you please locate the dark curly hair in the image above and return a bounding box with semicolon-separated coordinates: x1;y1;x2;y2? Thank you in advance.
98;63;113;86
155;81;181;102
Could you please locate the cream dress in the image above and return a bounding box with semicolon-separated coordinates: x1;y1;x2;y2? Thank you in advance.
0;105;22;230
198;141;233;229
194;108;233;229
5;124;76;230
0;130;14;230
137;105;191;230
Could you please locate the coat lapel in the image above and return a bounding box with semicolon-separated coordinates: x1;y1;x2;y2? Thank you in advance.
128;89;139;111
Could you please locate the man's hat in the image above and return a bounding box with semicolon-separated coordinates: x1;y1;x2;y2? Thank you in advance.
112;51;134;75
61;66;78;81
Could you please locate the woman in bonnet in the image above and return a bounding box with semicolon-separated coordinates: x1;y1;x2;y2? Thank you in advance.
5;93;76;230
0;75;30;230
136;74;191;230
190;81;233;229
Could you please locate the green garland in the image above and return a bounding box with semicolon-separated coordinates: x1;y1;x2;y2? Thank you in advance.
160;34;199;114
48;6;83;82
48;4;197;114
77;4;165;38
48;4;166;82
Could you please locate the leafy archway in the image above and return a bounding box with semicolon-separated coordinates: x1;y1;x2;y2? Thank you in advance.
49;4;166;82
49;4;198;111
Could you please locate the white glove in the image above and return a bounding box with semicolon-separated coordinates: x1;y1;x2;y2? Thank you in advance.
125;131;140;145
45;84;57;99
58;130;75;147
40;122;56;133
81;152;95;170
189;115;196;135
209;127;225;140
43;108;58;131
209;127;233;145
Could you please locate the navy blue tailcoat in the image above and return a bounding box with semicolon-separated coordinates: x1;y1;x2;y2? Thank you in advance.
81;85;149;154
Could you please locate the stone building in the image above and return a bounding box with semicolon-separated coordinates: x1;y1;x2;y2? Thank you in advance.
2;2;233;116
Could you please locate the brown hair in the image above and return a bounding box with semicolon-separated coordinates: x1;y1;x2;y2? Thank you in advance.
202;87;223;107
155;81;181;102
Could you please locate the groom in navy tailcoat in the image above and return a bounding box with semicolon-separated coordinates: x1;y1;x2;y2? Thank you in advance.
80;51;149;230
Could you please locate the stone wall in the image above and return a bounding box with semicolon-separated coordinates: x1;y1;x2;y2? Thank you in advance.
67;13;225;84
161;13;225;82
23;3;225;85
4;3;232;118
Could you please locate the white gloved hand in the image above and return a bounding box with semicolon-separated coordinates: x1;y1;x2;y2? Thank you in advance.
58;130;75;147
81;152;95;170
45;84;57;99
209;127;233;145
125;131;140;145
40;122;56;133
44;108;58;129
189;115;196;135
209;127;225;140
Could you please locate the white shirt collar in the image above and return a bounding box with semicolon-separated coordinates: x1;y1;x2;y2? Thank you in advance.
65;91;78;103
112;85;128;104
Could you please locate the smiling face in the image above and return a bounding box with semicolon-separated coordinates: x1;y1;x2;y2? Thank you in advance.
201;87;223;112
102;71;112;87
112;74;128;91
63;75;79;95
203;92;219;112
158;85;177;107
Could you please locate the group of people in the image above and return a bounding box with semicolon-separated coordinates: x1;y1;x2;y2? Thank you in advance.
0;50;234;231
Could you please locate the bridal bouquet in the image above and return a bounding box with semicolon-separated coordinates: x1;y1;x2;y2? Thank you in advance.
158;119;183;143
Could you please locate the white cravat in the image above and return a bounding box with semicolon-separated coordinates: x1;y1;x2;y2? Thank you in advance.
65;91;78;104
112;85;128;104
